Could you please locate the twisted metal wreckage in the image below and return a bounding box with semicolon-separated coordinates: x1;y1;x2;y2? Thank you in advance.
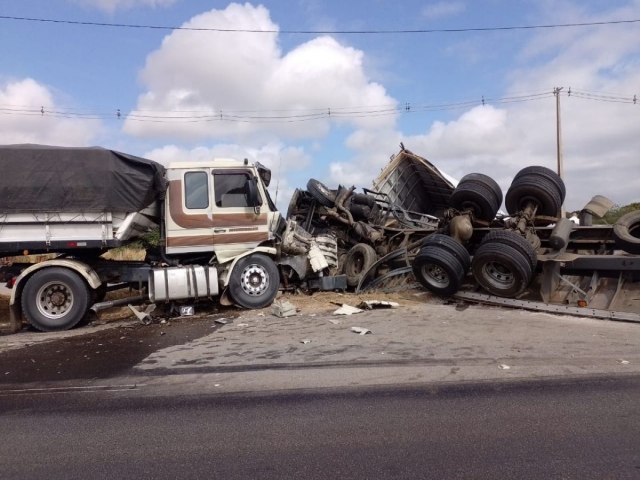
285;146;640;322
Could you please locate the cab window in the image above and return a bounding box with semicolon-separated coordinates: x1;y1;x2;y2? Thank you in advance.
214;172;260;208
184;171;209;210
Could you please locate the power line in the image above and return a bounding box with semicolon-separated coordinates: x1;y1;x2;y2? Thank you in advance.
1;15;640;34
0;89;635;124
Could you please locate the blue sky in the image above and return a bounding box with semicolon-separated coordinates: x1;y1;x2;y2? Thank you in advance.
1;0;639;211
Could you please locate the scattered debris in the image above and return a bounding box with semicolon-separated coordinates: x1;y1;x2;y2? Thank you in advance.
351;326;372;335
214;318;229;325
328;319;341;325
271;299;297;318
179;305;194;316
128;304;157;325
301;339;311;344
237;323;249;327
333;304;364;315
498;364;511;370
357;300;400;310
619;359;630;365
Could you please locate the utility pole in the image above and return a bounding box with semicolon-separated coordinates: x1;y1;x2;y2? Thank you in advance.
553;87;564;180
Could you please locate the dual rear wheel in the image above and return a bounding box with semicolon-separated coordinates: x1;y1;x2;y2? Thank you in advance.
412;230;538;298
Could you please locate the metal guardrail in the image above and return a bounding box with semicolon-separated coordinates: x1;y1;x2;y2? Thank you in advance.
453;290;640;323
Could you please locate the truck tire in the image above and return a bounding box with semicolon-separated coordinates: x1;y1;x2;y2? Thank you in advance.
21;267;91;332
343;243;377;287
421;234;471;272
480;230;537;272
349;193;377;207
412;245;465;296
613;210;640;254
459;173;503;206
348;193;377;220
505;173;562;217
514;166;566;203
307;179;336;208
228;254;280;309
471;242;533;298
449;174;501;221
349;202;380;222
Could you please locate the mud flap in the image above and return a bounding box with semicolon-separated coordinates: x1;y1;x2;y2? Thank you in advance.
219;287;233;306
8;303;22;333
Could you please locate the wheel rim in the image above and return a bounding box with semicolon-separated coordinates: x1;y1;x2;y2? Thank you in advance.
35;281;74;319
481;261;515;290
421;263;450;288
240;263;270;297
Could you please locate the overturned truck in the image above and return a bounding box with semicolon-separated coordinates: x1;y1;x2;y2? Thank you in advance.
288;147;640;319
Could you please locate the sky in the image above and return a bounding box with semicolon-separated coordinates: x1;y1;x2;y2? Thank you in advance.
1;0;639;212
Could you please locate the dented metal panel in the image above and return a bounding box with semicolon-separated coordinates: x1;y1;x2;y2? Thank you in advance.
372;148;456;217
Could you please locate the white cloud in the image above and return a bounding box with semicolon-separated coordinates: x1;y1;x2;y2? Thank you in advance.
421;1;466;20
333;3;640;210
124;3;396;141
0;78;100;145
144;141;311;172
121;1;639;211
71;0;177;14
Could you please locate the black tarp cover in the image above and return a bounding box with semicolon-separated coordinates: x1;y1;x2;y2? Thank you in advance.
0;145;167;213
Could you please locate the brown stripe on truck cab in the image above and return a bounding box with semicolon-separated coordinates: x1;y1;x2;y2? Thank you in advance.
167;231;269;248
168;180;268;229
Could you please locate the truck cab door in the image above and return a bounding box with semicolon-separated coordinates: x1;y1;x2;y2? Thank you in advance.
165;167;270;258
210;169;270;260
165;169;215;255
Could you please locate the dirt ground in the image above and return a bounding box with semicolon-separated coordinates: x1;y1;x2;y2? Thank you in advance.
0;286;436;384
0;286;431;335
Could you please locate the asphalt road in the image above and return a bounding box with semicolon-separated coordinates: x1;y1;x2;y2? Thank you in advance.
2;376;640;479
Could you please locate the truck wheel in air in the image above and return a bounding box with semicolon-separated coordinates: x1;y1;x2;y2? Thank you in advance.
449;173;502;221
343;243;377;287
228;254;280;309
480;229;538;272
513;166;566;203
471;242;534;298
421;234;471;272
21;267;91;332
412;245;466;296
307;179;337;208
505;171;563;217
613;210;640;254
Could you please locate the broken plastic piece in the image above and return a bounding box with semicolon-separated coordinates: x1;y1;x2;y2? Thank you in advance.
308;243;329;272
271;300;297;318
333;304;364;315
357;300;400;310
351;326;372;335
128;304;157;325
